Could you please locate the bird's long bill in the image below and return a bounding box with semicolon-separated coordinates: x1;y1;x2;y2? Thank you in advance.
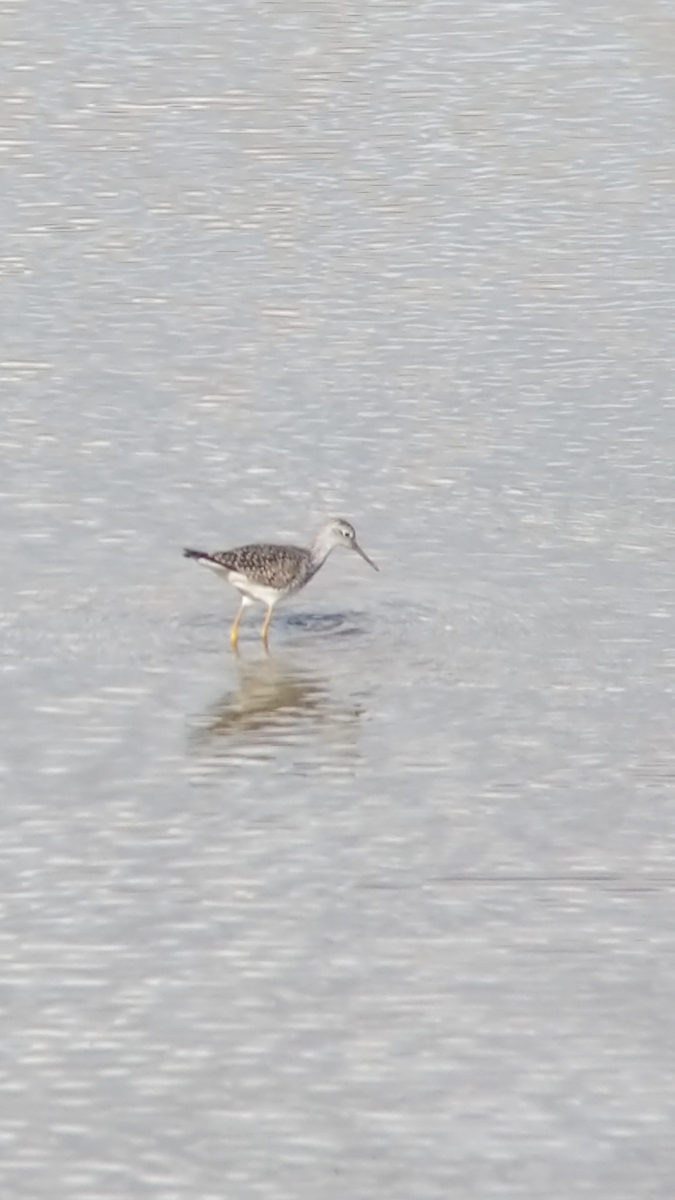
354;541;379;571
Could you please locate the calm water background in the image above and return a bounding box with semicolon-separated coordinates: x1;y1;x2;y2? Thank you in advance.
2;0;675;1195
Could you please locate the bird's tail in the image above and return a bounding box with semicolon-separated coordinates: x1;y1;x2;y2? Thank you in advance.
183;547;217;565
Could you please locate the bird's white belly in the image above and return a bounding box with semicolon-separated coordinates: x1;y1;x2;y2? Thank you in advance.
227;571;288;607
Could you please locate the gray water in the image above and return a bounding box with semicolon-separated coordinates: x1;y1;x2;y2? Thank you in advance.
2;0;675;1195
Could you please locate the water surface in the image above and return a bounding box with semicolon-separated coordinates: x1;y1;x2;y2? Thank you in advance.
2;0;675;1196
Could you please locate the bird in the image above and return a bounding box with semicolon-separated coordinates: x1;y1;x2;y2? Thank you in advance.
183;517;378;649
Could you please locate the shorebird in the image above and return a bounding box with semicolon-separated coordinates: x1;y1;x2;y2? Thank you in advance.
184;517;378;649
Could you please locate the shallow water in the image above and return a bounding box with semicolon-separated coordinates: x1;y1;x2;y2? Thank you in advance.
2;0;675;1196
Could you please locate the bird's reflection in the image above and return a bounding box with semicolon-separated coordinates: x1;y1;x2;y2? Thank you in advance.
188;653;362;765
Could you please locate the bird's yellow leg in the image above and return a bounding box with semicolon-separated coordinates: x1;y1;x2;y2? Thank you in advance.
261;606;273;649
230;601;245;650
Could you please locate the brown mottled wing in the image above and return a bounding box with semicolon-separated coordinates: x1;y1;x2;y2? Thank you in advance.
203;543;309;590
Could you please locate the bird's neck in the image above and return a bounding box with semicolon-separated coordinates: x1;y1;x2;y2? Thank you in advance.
309;530;336;568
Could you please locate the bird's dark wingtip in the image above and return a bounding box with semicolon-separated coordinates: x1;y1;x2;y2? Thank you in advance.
183;547;201;560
